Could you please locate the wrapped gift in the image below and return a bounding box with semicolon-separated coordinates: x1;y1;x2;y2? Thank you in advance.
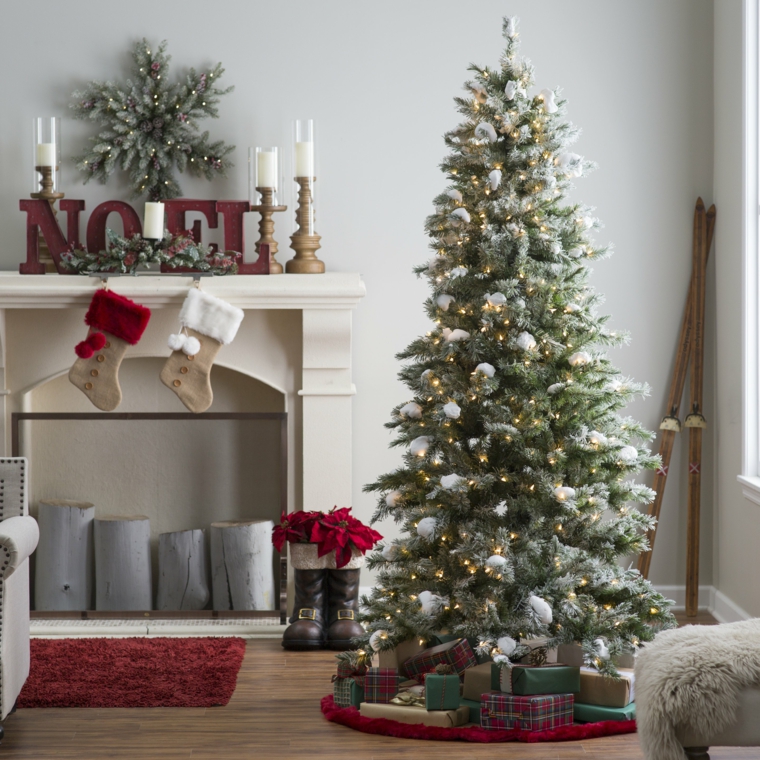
578;666;634;707
557;643;636;669
431;633;492;664
463;662;511;700
364;667;399;703
332;677;363;708
518;637;558;665
480;692;574;731
404;638;477;683
574;701;636;723
424;673;460;710
511;664;580;696
360;701;470;727
377;638;427;678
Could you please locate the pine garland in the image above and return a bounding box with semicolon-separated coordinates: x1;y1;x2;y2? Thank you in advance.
71;39;234;201
60;228;238;275
358;16;676;675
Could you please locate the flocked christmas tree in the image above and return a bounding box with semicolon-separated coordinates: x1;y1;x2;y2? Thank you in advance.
71;39;234;201
359;17;676;674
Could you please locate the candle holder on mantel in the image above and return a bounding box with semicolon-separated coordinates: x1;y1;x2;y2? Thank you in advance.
31;117;64;273
251;187;287;274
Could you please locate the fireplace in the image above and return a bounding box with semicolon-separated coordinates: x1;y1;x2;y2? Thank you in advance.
0;272;364;635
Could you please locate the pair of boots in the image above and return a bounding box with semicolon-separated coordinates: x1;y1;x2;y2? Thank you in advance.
282;568;363;651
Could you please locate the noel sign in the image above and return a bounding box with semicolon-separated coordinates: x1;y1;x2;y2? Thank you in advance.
19;197;268;274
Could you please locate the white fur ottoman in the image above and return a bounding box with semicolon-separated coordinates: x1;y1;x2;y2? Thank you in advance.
635;619;760;760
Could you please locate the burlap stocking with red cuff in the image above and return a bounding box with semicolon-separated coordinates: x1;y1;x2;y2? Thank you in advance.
160;288;244;413
68;290;151;411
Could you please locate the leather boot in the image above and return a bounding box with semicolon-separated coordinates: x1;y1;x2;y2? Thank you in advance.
326;568;364;651
282;569;326;650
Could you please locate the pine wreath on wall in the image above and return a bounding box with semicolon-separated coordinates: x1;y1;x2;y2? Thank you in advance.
71;39;235;202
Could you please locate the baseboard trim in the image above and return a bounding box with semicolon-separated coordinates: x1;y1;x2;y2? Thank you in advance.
653;584;752;623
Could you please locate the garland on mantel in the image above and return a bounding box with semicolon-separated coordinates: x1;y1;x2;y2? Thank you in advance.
60;228;239;275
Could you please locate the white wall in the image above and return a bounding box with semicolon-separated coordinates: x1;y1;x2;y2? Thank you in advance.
0;0;714;586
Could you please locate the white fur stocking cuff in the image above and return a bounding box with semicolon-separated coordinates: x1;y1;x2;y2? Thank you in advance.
179;289;244;345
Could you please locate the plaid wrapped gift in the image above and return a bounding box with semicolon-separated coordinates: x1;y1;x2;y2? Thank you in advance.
404;638;477;684
333;677;364;708
364;668;400;703
336;660;368;680
480;692;574;731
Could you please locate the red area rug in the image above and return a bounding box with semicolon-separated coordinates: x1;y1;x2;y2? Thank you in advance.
321;695;637;743
18;637;246;708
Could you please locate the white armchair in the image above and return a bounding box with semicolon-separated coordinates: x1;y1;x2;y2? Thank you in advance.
0;458;38;739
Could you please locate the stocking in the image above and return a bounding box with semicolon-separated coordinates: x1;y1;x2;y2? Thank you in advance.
68;289;151;411
160;288;244;413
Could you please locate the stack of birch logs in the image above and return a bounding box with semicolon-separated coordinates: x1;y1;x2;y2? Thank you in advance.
34;499;275;612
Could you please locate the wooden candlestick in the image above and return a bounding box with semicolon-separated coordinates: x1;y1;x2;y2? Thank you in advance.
31;166;65;274
251;187;287;275
287;176;324;274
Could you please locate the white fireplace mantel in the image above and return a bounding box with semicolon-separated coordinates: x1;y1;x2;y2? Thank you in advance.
0;271;366;513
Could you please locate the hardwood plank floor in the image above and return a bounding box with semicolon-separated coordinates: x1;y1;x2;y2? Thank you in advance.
0;634;746;760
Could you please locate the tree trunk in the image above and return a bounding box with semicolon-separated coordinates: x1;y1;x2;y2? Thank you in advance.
156;529;210;611
94;515;152;611
35;500;95;611
210;519;274;610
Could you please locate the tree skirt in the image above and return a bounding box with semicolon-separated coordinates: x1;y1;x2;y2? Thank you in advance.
18;637;246;708
321;696;637;743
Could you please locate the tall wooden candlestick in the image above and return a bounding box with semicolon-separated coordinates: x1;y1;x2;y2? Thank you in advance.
251;187;287;275
31;166;65;273
287;177;324;274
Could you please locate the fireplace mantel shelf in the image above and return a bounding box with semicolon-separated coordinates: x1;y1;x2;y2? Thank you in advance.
0;272;365;310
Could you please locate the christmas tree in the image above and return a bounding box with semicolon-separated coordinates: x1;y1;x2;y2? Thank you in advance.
71;39;234;202
359;17;675;674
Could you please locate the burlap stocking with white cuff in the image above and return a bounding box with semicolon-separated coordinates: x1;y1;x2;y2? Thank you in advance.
160;289;244;413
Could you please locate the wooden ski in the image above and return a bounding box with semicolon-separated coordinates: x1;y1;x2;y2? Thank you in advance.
637;201;715;580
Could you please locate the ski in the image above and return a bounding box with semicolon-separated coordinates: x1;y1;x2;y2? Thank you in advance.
637;201;715;580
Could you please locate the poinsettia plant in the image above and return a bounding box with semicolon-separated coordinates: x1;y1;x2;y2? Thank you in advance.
272;507;383;569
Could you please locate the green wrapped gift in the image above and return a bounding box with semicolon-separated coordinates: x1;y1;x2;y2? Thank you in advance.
574;701;636;723
333;677;364;709
424;673;461;710
511;664;581;696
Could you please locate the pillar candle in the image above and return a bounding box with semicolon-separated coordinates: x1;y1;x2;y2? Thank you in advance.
295;141;313;177
257;151;276;187
36;143;56;167
143;202;165;239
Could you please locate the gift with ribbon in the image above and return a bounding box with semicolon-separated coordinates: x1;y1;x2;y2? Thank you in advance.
363;667;400;703
331;662;367;709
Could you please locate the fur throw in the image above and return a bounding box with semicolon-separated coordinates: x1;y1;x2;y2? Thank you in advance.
635;618;760;760
179;289;244;345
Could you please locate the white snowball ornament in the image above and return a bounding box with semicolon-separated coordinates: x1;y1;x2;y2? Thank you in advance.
504;81;519;100
488;169;502;191
447;189;463;202
565;303;581;312
437;294;455;311
539;88;558;113
516;331;537;351
400;402;422;419
486;292;507;307
486;554;508;570
369;630;388;652
381;544;398;561
410;436;430;456
450;267;468;278
588;431;608;446
554;486;576;502
475;363;496;378
497;635;518;656
418;590;444;615
416;517;438;539
442;328;470;342
547;383;564;395
443;402;461;419
619;446;639;463
452;208;471;223
593;638;611;661
529;595;553;624
568;351;592;366
568;247;584;258
441;474;464;490
475;122;498;143
385;490;402;507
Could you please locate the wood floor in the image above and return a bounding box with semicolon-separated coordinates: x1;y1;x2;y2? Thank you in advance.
2;631;754;760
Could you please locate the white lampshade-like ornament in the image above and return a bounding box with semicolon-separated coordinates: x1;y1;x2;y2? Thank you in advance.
475;363;496;378
486;554;508;570
447;188;463;202
443;402;461;419
593;637;611;661
400;402;423;419
381;544;398;561
416;517;438;539
437;294;455;311
529;595;553;624
369;630;388;652
539;88;558;113
451;208;471;223
486;292;507;307
516;332;537;351
497;635;517;656
554;486;576;503
442;328;470;342
385;490;402;508
568;351;592;367
410;436;430;457
440;474;464;490
475;122;498;143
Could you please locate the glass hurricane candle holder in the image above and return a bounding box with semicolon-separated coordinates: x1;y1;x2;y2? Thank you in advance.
32;117;62;196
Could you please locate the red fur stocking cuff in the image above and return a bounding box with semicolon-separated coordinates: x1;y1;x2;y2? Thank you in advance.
84;290;151;344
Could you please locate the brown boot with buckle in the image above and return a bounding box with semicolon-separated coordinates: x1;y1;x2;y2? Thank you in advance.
282;569;326;650
326;568;364;651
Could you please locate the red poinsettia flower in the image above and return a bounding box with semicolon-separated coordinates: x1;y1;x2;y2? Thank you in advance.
272;510;321;552
310;507;383;568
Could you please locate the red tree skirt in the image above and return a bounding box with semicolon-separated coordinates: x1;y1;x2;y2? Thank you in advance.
18;637;246;709
321;695;637;743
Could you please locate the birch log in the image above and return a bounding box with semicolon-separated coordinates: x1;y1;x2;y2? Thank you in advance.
210;519;274;610
35;500;95;611
156;529;210;611
94;515;152;611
